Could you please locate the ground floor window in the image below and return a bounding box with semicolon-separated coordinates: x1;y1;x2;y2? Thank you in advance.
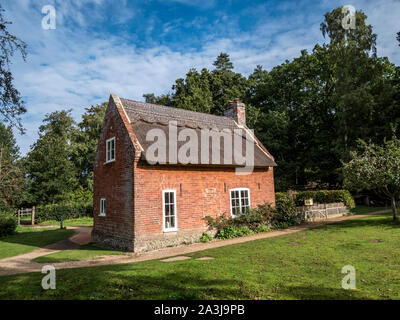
230;188;250;216
163;190;177;232
99;198;106;216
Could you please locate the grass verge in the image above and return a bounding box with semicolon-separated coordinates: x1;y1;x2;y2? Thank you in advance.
0;227;75;260
33;243;125;263
0;213;399;299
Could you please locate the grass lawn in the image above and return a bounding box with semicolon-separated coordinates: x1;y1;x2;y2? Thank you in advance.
38;217;93;227
33;243;125;263
0;213;399;299
349;205;389;215
0;227;75;260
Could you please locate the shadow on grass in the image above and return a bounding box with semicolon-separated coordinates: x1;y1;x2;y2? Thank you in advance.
279;285;371;300
0;266;247;300
321;214;400;231
0;229;74;248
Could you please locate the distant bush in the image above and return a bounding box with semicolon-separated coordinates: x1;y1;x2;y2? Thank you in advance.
294;190;355;208
275;192;297;222
35;201;93;223
0;213;18;237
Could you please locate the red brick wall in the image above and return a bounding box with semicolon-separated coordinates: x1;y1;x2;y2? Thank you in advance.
92;99;136;250
133;163;275;241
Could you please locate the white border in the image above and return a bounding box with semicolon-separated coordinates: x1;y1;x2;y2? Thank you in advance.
105;137;116;163
162;189;178;232
229;187;251;217
99;198;106;216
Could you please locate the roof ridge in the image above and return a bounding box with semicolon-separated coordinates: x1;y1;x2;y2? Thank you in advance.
120;97;233;122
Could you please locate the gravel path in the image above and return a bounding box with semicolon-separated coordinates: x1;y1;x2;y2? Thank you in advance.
0;210;391;276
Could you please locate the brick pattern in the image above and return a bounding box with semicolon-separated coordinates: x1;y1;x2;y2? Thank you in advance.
224;98;246;126
92;97;136;251
132;162;275;251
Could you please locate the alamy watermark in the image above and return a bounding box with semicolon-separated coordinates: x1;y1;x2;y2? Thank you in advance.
42;5;56;30
41;265;56;290
145;121;255;175
341;5;356;30
341;265;356;290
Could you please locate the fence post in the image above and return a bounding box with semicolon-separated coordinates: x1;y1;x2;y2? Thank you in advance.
31;206;35;225
17;209;20;225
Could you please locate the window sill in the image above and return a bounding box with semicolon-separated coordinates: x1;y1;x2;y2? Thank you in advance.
163;228;178;233
98;214;106;217
104;159;115;165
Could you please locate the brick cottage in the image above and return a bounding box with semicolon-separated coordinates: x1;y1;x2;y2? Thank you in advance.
92;94;277;252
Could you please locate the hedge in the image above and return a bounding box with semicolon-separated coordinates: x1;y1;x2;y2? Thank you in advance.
294;190;355;209
35;202;93;223
0;213;18;237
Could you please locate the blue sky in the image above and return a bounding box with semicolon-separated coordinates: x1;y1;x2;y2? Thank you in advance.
3;0;400;155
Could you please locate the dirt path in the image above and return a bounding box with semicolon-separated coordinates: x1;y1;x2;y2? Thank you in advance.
0;210;391;276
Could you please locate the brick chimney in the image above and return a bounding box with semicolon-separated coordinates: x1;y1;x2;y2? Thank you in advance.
224;98;246;126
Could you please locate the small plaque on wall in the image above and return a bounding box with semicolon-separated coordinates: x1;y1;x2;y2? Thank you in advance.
304;198;313;206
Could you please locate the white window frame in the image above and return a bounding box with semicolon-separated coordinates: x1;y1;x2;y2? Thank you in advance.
106;137;116;163
162;189;178;232
99;198;106;217
229;188;251;217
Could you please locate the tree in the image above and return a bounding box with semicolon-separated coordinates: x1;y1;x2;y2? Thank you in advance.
343;138;400;221
72;103;107;193
213;53;234;71
0;121;19;160
172;68;213;113
0;121;22;209
0;5;27;132
24;110;77;204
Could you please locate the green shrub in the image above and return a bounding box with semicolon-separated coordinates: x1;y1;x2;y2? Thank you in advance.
205;204;276;233
272;218;299;230
240;226;254;236
216;225;255;239
216;226;243;239
0;213;18;237
35;201;93;223
275;192;297;222
254;224;270;233
199;232;212;243
294;190;355;208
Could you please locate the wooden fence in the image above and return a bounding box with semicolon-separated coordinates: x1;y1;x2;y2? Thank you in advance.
17;207;36;225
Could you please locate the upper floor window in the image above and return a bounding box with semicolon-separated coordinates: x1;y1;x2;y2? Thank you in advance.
230;188;250;217
106;137;115;163
163;190;177;232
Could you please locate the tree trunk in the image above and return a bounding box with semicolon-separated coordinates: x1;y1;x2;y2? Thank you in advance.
391;196;398;221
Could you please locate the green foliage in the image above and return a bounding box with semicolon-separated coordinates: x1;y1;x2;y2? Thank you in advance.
35;201;93;224
0;122;24;210
343;138;400;220
275;192;297;222
254;224;270;233
199;232;212;243
0;212;17;237
23;110;78;205
205;203;276;239
294;190;355;209
0;5;27;131
71;103;107;191
271;219;299;230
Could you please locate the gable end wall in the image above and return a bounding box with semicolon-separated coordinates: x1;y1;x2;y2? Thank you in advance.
92;98;136;251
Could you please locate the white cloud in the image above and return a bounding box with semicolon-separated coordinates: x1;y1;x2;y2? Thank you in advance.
2;0;399;155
